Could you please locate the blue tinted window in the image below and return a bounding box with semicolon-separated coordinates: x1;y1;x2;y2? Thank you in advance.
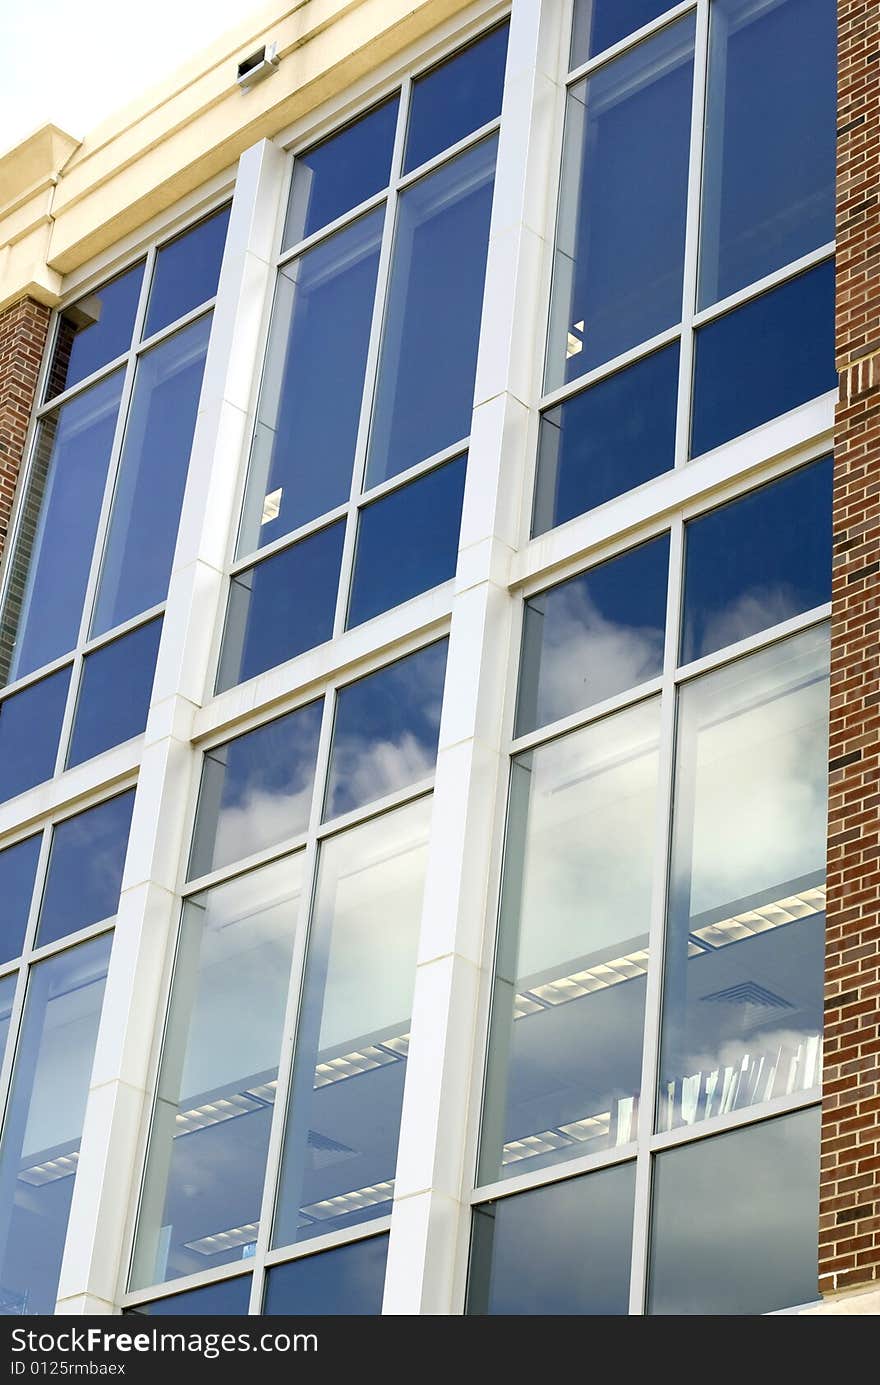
68;619;162;768
681;460;832;664
0;372;123;685
189;700;323;880
37;792;135;948
284;97;399;248
48;263;143;398
547;18;694;386
691;261;835;457
348;457;466;628
241;212;383;553
366;138;496;486
264;1237;388;1315
127;1277;251;1316
571;0;675;65
517;535;669;735
468;1164;635;1314
93;315;211;636
218;522;345;692
404;24;508;173
699;0;836;308
0;668;71;804
648;1111;820;1314
326;640;447;819
0;835;41;964
534;344;679;535
145;207;230;337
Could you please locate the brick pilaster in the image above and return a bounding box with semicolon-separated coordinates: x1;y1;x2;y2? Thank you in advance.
0;297;51;565
821;0;880;1298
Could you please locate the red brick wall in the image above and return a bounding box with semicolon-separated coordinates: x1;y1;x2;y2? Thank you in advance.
821;0;880;1298
0;298;50;566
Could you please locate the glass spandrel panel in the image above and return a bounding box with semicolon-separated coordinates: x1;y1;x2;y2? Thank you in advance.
516;536;668;736
691;260;836;457
570;0;675;66
468;1163;635;1315
347;456;466;629
126;1275;251;1316
648;1110;820;1314
534;344;679;535
283;97;398;249
239;211;383;555
144;206;229;338
188;699;323;881
0;934;111;1315
216;521;345;693
681;459;832;665
0;371;123;685
273;797;431;1248
325;640;447;820
47;263;143;399
403;23;508;173
36;791;135;949
479;699;660;1185
546;17;695;388
67;618;162;768
130;855;306;1289
698;0;836;309
365;137;496;487
0;835;41;965
658;627;829;1135
92;314;211;637
0;668;71;805
263;1236;388;1315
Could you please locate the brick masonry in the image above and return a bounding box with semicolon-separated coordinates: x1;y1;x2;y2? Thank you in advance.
0;298;50;567
821;0;880;1298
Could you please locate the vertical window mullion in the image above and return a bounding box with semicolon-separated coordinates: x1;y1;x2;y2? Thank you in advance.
627;512;685;1313
673;0;711;470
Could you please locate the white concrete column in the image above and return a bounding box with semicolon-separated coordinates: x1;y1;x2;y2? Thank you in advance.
382;0;567;1315
55;139;287;1314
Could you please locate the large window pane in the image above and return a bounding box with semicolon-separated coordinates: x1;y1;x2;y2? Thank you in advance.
517;537;668;736
217;521;345;692
188;700;323;881
0;934;111;1315
479;700;660;1185
571;0;675;66
691;260;835;457
0;668;71;805
648;1110;820;1314
36;792;134;949
366;137;496;487
698;0;836;309
47;264;143;399
658;628;828;1134
126;1276;251;1316
283;97;398;249
67;618;162;768
92;315;211;636
534;344;679;535
546;17;695;387
0;835;40;965
0;372;123;685
130;855;306;1289
403;24;508;173
681;459;832;665
468;1163;635;1315
240;212;383;554
144;207;229;338
263;1236;388;1315
324;641;447;820
347;457;466;629
273;797;431;1248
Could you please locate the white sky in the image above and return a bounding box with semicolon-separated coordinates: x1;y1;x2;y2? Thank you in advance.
0;0;271;155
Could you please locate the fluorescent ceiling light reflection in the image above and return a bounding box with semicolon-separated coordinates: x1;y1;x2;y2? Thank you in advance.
19;1151;80;1186
502;1110;613;1167
300;1179;395;1222
261;488;282;523
690;884;826;950
185;1222;259;1256
174;1092;264;1136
